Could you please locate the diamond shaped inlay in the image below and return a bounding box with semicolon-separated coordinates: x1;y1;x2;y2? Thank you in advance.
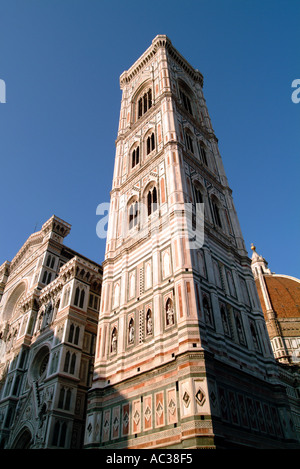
156;402;163;418
168;398;176;415
133;410;140;425
145;405;152;421
195;388;206;406
183;391;190;408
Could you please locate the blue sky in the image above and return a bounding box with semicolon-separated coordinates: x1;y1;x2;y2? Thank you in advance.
0;0;299;278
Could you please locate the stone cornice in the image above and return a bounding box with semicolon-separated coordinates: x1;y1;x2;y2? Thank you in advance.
120;35;203;89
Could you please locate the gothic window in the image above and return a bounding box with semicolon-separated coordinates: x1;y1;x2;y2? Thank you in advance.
129;200;139;229
74;326;80;345
12;375;21;396
194;184;203;204
42;270;47;284
52;421;67;448
63;351;70;372
185;131;194;154
74;287;80;306
179;89;193;115
147;186;158;216
199;143;208;165
70;353;76;374
62;285;70;308
74;287;85;308
68;324;75;342
138;88;152;119
58;387;65;408
88;293;100;311
46;254;56;269
211;197;222;228
166;298;175;326
68;323;80;344
64;352;76;375
65;389;71;410
131;146;140;169
146;132;155;155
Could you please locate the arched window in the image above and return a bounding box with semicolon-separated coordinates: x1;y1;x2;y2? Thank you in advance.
131;146;140;169
63;351;70;372
47;272;52;285
68;324;74;343
129;200;139;229
59;422;67;447
52;421;60;446
74;287;85;308
179;89;193;115
42;270;48;284
211;197;222;228
138;88;152;119
58;387;65;408
147;186;158;216
70;353;76;374
146;133;155;155
74;326;80;345
74;287;80;306
65;389;71;411
185;131;194;154
199;143;208;165
79;289;85;308
194;185;203;204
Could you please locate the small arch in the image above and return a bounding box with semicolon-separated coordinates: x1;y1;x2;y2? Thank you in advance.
128;199;139;230
146;132;155;155
128;318;135;344
146;309;153;335
111;327;118;354
166;298;175;326
11;427;32;449
146;185;158;216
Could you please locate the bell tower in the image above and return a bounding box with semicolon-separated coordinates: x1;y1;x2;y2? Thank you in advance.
85;36;297;449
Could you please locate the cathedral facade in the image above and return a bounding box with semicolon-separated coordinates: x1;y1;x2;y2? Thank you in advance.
83;36;299;449
0;216;102;448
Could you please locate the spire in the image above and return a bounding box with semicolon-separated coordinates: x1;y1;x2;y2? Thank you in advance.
250;244;271;276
